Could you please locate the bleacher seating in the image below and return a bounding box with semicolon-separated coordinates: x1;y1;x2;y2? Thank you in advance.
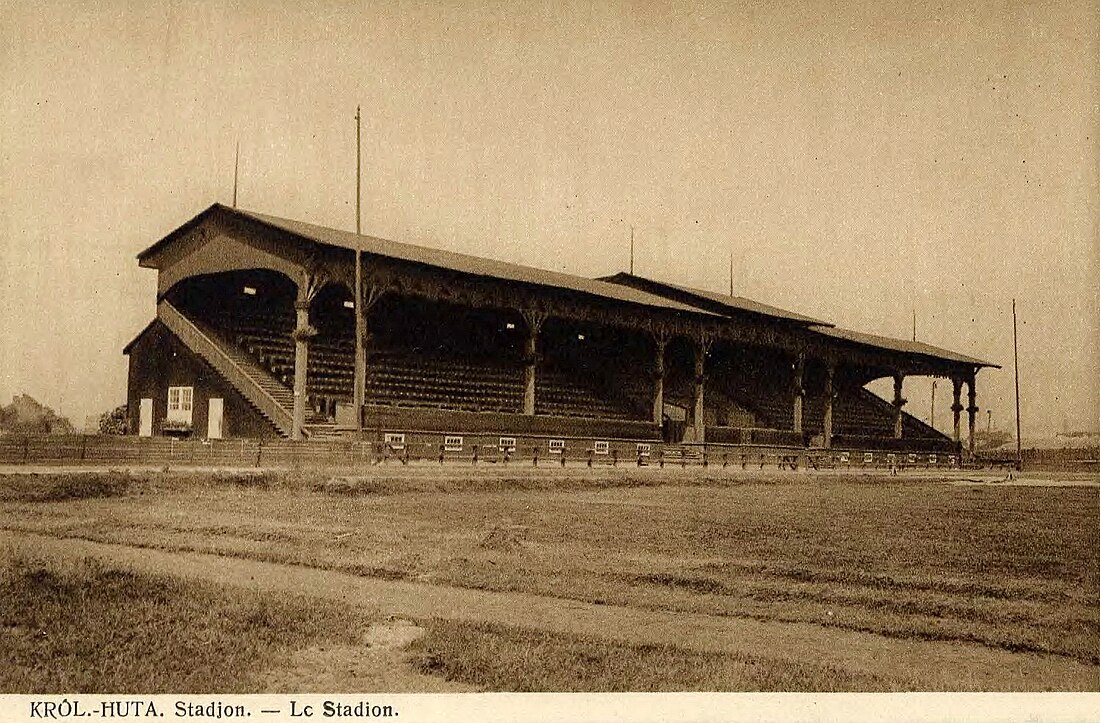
182;304;951;447
716;377;945;442
199;309;639;421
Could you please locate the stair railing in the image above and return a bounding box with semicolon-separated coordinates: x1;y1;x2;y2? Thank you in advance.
157;300;297;437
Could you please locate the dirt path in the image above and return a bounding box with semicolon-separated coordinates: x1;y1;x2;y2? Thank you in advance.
2;530;1096;691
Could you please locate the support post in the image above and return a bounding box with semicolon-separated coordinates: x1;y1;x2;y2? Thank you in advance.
652;333;667;425
892;372;906;439
353;255;365;431
521;311;547;415
354;284;385;430
792;353;805;435
291;299;316;441
354;315;369;428
691;336;711;443
951;376;963;443
966;373;978;456
822;364;835;449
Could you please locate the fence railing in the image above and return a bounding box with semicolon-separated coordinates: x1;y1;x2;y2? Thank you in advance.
0;434;981;471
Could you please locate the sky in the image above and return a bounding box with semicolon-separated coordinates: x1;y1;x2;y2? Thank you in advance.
1;0;1097;435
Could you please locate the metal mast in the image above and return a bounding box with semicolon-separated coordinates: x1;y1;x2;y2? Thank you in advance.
353;106;365;432
1013;299;1022;470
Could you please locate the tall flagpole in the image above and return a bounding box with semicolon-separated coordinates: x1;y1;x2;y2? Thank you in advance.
729;251;734;297
353;106;365;433
1013;298;1022;470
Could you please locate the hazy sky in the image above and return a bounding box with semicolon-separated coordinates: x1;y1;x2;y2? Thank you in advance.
1;0;1097;435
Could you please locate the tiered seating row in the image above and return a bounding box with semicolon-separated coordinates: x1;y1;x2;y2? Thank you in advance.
721;381;943;441
203;311;641;420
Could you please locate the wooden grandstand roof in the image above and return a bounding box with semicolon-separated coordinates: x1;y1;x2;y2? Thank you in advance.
808;325;999;369
599;272;828;325
137;203;998;370
138;204;719;318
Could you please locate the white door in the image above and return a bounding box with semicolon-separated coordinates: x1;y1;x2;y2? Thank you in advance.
207;398;224;439
139;398;153;437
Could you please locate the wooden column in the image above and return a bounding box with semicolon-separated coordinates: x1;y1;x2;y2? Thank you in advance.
966;374;978;455
521;310;547;416
652;334;668;425
951;376;963;444
792;353;805;434
822;364;835;449
892;372;906;439
291;299;316;441
691;336;712;443
353;314;367;430
353;283;384;431
353;253;365;431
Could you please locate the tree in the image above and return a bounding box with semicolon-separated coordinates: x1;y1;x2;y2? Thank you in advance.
0;394;75;434
98;404;128;435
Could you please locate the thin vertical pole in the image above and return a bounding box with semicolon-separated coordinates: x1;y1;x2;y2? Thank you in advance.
912;308;916;342
353;106;365;432
356;106;361;237
930;379;937;430
629;225;634;275
232;140;239;208
729;251;734;297
1013;299;1022;470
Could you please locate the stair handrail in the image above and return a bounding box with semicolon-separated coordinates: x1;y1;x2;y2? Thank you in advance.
157;300;297;437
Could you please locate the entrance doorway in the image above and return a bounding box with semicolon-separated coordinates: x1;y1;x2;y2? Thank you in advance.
207;398;224;439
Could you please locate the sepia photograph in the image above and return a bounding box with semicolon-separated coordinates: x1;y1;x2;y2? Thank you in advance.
1;0;1097;719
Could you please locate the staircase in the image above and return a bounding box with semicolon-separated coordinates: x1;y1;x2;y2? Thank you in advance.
157;300;325;439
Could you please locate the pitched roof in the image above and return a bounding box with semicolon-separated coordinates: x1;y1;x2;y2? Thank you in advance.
137;204;997;370
122;318;160;355
139;204;718;318
810;325;999;369
599;272;827;325
601;273;997;369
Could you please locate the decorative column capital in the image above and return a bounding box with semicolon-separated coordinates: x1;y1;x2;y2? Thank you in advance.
291;324;318;342
520;308;549;335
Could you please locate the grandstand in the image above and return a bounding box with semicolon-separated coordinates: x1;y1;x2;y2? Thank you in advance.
124;203;997;459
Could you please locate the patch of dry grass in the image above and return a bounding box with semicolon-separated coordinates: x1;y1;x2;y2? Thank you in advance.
409;618;903;691
0;554;368;693
0;472;133;502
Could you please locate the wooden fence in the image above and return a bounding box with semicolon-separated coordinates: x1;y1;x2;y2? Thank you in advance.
0;434;978;471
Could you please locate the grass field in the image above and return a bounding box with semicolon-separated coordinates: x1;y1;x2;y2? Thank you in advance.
0;468;1097;690
408;618;905;691
0;553;369;692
